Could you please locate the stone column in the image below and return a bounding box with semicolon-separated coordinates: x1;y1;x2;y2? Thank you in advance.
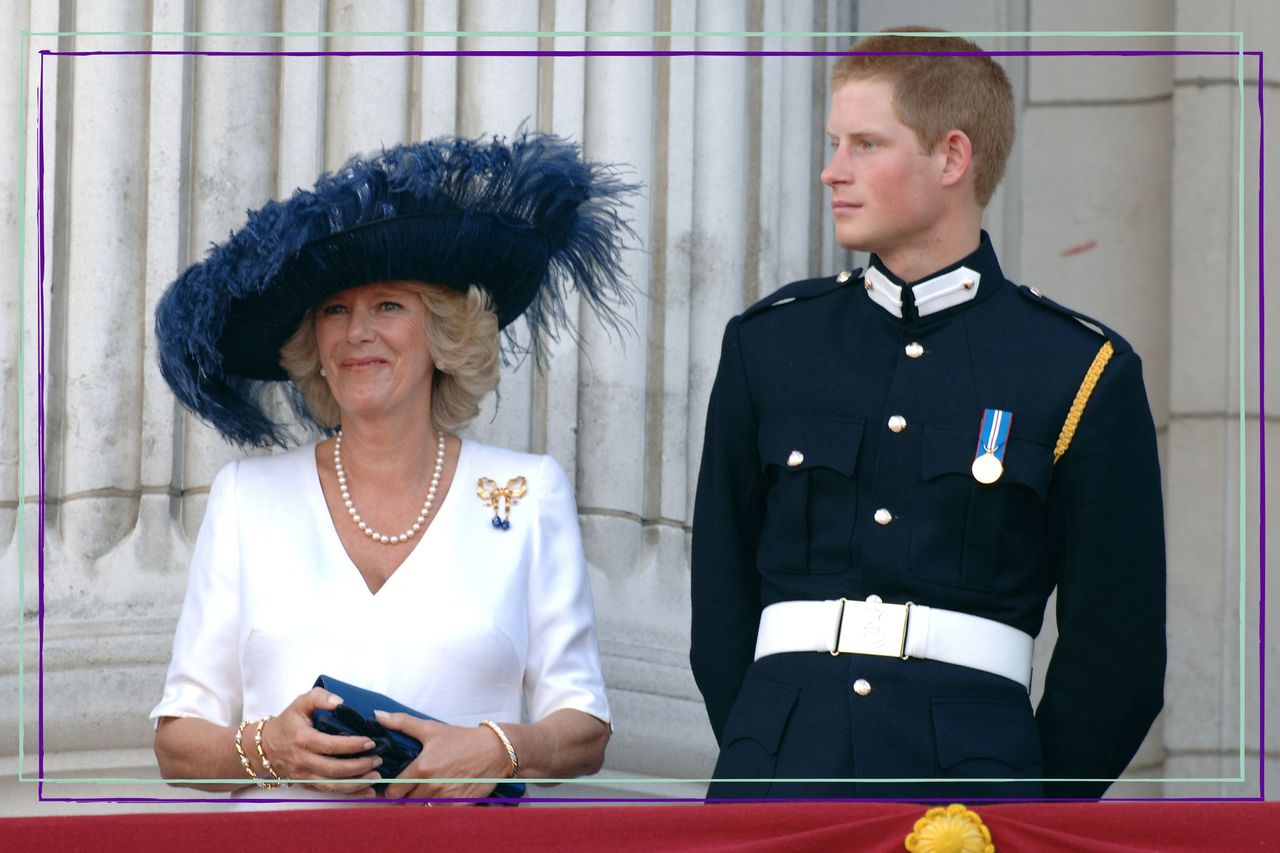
1022;1;1176;798
0;0;51;775
41;1;153;764
1164;0;1277;799
324;0;413;168
455;0;542;452
180;7;284;527
572;0;665;791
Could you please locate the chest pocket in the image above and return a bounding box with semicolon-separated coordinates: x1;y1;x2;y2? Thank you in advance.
911;426;1053;591
756;417;864;575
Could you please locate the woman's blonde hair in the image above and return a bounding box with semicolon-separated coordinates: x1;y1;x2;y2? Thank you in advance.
279;281;500;433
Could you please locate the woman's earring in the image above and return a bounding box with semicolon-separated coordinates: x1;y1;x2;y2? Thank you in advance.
319;368;327;377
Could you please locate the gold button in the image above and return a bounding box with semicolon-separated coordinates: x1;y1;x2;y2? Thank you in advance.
887;415;907;433
962;278;974;290
905;342;924;359
874;508;892;525
1030;286;1042;297
836;270;852;284
853;679;872;696
864;280;874;291
787;450;804;467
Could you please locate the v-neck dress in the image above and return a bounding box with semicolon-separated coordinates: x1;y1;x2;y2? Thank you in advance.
151;439;611;776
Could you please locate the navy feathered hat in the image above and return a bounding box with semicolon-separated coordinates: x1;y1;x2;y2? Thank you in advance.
155;132;639;448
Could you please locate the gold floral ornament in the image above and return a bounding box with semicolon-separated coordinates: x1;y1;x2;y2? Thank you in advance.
477;476;528;530
904;803;995;853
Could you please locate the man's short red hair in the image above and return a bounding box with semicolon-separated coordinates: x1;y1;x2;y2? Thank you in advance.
831;26;1015;207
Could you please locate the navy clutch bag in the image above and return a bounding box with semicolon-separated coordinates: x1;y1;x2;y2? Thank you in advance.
309;674;525;800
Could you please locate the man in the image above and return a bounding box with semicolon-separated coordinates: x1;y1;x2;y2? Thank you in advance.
689;28;1165;800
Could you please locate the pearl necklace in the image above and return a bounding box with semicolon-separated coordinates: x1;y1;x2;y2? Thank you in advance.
333;429;446;545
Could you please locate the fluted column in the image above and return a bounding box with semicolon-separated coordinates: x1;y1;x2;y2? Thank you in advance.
0;0;58;769
685;3;750;529
178;9;283;533
50;4;150;613
325;0;413;168
540;0;586;471
30;1;157;765
774;1;823;285
278;1;326;196
571;0;668;781
454;0;542;452
0;0;26;558
90;3;200;612
416;0;461;140
0;0;38;617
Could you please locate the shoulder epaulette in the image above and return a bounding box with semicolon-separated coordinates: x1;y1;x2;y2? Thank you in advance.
740;268;864;321
1016;284;1133;356
1021;285;1137;462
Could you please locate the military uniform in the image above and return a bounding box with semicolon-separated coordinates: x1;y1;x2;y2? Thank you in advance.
689;233;1165;799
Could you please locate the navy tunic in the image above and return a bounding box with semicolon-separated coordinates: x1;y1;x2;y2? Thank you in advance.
689;234;1166;799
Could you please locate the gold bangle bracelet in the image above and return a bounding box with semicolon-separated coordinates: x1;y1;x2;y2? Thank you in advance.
479;720;519;778
235;717;283;789
234;719;264;785
254;716;290;788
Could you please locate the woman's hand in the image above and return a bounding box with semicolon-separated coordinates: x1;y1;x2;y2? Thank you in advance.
261;688;385;797
376;711;514;801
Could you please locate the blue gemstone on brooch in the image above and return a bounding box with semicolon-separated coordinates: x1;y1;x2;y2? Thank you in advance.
478;475;526;532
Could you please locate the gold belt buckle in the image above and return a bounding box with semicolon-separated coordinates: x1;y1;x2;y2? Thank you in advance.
833;599;913;658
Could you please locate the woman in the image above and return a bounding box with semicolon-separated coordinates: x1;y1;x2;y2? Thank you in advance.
149;133;636;801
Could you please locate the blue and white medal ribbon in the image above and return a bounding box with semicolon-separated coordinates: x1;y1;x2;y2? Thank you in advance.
972;408;1012;484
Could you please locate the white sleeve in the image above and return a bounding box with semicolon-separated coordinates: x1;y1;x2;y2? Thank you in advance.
149;460;243;728
523;455;611;726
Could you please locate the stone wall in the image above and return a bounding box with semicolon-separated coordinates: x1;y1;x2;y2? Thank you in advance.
1;0;1273;813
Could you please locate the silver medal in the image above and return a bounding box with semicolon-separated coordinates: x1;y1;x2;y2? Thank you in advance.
971;451;1004;484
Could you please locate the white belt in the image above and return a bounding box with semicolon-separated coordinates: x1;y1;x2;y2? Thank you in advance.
754;598;1033;690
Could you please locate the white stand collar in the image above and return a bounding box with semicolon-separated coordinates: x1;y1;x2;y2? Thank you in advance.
863;265;981;319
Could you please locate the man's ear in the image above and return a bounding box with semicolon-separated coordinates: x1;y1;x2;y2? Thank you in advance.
937;129;973;189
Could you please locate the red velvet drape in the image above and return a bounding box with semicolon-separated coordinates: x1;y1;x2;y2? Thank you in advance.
4;801;1276;851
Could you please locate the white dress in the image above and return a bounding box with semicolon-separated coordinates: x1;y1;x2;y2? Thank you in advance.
151;439;610;799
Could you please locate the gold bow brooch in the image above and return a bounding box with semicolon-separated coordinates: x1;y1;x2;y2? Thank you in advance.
477;476;528;530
